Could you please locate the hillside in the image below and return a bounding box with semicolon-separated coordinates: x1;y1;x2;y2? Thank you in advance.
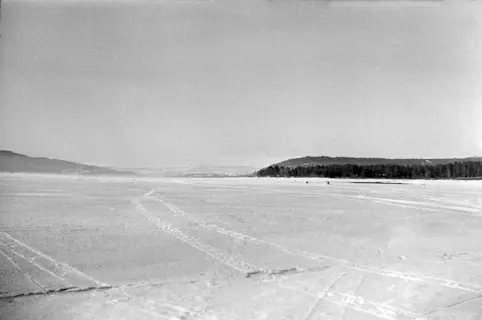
0;151;136;176
276;156;482;167
258;156;482;179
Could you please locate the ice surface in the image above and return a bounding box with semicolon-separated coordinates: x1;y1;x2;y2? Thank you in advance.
1;174;481;319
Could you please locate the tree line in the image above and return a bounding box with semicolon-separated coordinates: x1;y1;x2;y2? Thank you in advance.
256;161;482;179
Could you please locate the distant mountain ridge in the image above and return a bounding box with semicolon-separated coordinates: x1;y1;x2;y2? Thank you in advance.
0;150;256;177
129;165;257;177
0;150;135;176
276;156;482;167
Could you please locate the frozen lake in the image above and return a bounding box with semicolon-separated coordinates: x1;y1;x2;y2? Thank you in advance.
1;174;482;319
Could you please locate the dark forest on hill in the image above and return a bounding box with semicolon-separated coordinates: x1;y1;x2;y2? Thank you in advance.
275;156;481;167
256;161;482;179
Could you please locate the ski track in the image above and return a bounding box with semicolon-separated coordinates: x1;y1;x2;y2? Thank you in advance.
133;193;423;320
169;180;481;217
0;232;109;290
0;247;21;270
1;230;200;320
131;198;262;275
140;189;482;293
279;282;422;320
300;271;348;320
9;248;69;283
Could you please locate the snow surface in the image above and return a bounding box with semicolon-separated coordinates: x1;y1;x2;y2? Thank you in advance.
1;174;481;319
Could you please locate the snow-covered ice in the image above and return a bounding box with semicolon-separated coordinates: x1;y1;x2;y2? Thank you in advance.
1;174;481;319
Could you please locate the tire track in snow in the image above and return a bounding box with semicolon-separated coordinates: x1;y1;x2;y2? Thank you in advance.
144;189;482;293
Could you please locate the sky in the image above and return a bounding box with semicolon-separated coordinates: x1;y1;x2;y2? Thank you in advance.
0;0;481;168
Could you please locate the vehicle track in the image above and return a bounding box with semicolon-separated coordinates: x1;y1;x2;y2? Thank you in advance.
142;189;482;293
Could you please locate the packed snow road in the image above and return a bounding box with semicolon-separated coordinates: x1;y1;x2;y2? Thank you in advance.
1;174;482;319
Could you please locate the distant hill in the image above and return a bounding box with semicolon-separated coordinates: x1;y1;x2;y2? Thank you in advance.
276;156;482;168
130;165;257;177
0;150;136;176
258;155;482;179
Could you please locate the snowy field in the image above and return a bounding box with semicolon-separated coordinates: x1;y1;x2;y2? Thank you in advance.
1;174;482;320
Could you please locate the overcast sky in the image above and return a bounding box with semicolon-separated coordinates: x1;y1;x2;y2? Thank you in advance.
0;0;481;168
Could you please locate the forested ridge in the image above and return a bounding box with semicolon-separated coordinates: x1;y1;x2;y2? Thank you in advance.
276;156;482;167
257;161;482;179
